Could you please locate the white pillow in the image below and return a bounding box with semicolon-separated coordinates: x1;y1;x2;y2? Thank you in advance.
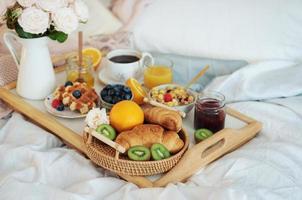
130;0;302;62
78;0;122;37
111;0;152;25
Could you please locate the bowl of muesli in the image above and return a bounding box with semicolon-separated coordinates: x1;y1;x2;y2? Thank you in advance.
148;84;196;114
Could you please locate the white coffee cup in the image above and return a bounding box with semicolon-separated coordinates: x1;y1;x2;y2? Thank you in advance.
104;49;153;83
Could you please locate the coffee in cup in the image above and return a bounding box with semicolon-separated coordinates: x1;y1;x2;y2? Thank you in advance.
104;49;153;83
109;55;140;63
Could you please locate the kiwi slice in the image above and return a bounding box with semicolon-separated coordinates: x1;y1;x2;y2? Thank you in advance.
194;128;213;143
96;124;116;140
128;146;151;161
151;143;170;161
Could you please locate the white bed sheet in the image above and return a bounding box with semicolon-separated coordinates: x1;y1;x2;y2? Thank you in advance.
1;61;302;200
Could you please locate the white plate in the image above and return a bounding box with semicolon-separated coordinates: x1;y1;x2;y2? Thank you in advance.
44;95;87;119
98;66;143;85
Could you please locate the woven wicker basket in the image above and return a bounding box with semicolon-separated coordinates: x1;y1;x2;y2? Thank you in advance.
83;129;189;176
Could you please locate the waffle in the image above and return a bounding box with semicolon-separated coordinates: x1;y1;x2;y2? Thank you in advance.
54;82;99;114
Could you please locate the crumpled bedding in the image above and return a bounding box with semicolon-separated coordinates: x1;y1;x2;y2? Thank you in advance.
1;60;302;200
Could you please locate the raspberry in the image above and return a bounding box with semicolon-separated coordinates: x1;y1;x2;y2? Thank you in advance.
163;93;173;102
51;99;61;109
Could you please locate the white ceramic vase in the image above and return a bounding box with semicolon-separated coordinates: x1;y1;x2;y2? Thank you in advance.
3;31;56;100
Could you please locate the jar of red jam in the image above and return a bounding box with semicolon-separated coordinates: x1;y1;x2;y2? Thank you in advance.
194;91;226;133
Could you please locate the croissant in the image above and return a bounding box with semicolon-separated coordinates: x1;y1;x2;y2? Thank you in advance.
162;131;184;154
115;124;163;150
115;124;184;153
142;105;182;132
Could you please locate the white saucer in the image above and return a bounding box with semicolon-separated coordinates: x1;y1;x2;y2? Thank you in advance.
44;95;87;119
98;66;143;85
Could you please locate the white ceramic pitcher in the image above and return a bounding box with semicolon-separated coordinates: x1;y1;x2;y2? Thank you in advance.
3;31;56;100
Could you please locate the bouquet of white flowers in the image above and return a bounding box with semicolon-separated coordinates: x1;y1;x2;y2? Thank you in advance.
0;0;89;42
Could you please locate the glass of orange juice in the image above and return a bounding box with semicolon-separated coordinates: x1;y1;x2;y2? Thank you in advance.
66;55;95;87
144;57;173;89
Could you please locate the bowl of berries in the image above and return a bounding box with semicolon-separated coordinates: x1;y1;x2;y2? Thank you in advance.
100;84;133;110
148;84;196;114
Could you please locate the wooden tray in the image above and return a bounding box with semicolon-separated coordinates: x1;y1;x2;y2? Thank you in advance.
0;68;262;188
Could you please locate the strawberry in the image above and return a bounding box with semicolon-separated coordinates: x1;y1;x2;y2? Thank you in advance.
51;99;61;109
163;93;173;102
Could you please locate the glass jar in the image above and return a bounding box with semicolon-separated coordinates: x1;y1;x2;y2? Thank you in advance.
194;91;226;133
66;55;95;87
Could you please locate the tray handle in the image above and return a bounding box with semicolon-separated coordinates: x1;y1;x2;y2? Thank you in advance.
153;107;262;187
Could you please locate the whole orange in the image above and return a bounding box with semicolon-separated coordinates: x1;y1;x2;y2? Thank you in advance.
109;100;144;132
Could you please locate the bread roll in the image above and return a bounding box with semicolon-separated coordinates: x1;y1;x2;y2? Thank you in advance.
142;105;182;132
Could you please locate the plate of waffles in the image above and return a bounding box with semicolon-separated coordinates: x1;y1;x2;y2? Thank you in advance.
44;82;99;119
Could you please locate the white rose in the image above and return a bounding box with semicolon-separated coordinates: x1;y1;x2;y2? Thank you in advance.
72;0;89;23
17;0;36;7
18;7;49;34
52;7;78;34
36;0;67;12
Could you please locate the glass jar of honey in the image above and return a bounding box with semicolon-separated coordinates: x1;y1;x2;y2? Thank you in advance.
66;55;95;87
194;91;226;133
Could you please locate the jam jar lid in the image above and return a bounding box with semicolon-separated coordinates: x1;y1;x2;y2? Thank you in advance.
196;91;225;110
